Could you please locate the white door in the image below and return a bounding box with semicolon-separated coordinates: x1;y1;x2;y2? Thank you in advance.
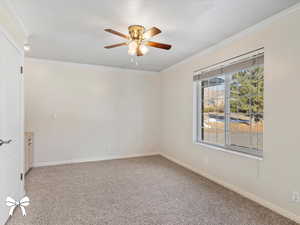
0;31;23;225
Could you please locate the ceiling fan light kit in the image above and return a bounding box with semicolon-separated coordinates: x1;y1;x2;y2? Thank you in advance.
128;41;138;56
104;25;172;57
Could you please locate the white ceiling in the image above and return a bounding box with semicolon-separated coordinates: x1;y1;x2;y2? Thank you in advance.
11;0;299;71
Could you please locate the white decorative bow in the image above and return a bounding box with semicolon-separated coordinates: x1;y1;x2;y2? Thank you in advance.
6;196;30;216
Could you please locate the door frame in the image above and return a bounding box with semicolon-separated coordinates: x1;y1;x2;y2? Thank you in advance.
0;22;25;197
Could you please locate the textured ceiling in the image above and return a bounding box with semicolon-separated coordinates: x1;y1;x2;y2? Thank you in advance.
11;0;300;71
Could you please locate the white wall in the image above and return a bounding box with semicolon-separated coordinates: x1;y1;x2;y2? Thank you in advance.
160;7;300;222
25;58;160;166
0;0;26;50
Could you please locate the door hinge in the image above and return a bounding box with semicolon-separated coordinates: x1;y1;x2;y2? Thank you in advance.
20;66;23;74
20;173;23;181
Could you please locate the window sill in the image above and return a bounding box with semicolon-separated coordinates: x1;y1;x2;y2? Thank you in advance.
194;142;263;161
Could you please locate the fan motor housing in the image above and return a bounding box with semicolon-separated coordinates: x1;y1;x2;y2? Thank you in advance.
128;25;145;41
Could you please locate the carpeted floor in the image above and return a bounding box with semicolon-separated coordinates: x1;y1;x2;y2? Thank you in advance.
7;155;297;225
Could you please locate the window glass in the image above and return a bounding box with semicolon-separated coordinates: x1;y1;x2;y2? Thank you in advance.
195;54;264;157
229;66;264;152
201;76;225;146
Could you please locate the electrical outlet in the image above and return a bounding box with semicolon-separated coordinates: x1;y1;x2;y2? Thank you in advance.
292;192;300;202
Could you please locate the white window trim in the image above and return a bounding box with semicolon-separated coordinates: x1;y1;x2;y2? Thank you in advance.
193;49;264;159
194;142;263;160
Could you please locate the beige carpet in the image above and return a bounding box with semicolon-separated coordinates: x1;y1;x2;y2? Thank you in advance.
7;155;297;225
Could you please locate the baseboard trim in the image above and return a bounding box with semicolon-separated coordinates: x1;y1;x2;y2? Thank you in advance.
32;152;300;223
160;153;300;224
33;152;160;167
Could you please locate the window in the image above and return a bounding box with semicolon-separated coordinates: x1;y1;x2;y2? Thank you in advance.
194;50;264;157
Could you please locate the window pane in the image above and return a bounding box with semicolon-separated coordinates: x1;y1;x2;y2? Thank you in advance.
229;65;264;152
229;113;251;148
203;127;216;144
216;128;225;145
201;76;225;145
252;113;264;151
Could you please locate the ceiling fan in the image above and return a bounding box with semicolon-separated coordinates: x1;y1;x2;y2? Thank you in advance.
104;25;172;56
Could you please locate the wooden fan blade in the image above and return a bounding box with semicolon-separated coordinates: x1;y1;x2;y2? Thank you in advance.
104;29;129;39
143;27;161;39
146;41;172;50
104;42;128;49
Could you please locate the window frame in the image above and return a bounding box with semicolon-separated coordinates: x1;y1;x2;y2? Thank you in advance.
193;51;264;158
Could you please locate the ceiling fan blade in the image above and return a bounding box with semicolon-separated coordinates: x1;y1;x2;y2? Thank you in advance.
146;41;172;50
143;27;161;39
104;42;128;49
104;29;129;39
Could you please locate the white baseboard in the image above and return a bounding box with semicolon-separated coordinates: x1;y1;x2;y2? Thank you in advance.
160;153;300;224
32;152;299;223
33;152;160;167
